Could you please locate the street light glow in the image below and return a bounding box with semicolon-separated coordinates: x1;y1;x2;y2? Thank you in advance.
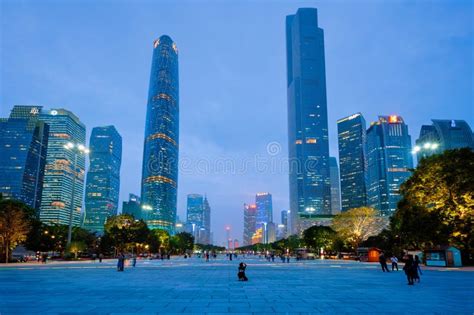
423;142;431;149
142;204;152;210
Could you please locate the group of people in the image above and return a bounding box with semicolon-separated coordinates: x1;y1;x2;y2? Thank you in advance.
379;252;422;285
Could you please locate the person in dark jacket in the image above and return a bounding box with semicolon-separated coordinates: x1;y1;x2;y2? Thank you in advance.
379;252;390;272
413;255;422;283
238;262;248;281
403;255;415;285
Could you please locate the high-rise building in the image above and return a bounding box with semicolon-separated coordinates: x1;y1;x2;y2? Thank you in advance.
186;194;204;242
280;210;289;238
337;113;368;211
202;195;211;244
122;193;141;219
141;35;179;233
255;192;273;227
414;120;474;162
243;203;257;246
281;210;288;226
367;115;413;216
83;126;122;233
329;157;341;214
39;108;86;226
286;8;331;234
0;105;49;210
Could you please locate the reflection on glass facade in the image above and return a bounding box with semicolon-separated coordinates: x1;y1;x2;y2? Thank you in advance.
329;157;341;214
415;120;474;162
39;108;86;226
141;35;179;233
83;126;122;233
286;8;331;234
337;113;368;211
0;105;49;210
367;116;413;216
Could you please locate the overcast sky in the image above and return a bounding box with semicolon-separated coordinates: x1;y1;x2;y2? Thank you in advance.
1;0;473;245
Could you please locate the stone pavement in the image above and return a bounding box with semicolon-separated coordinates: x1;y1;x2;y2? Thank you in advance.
0;256;473;314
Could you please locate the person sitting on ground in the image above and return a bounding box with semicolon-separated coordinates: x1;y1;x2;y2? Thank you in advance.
238;262;248;281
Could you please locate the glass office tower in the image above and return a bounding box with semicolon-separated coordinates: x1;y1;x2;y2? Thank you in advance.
255;192;273;226
337;113;368;211
366;115;413;216
202;196;211;244
329;157;341;214
83;126;122;233
141;35;179;232
122;194;141;218
0;105;49;210
39;108;86;226
286;8;331;234
186;194;203;241
243;204;257;246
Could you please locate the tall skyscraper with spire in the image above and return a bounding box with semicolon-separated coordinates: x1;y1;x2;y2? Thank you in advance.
286;8;331;234
141;35;179;233
83;126;122;233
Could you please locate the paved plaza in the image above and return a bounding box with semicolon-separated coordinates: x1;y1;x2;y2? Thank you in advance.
0;257;473;314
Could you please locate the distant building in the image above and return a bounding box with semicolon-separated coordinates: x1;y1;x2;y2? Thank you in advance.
83;126;122;233
414;120;474;162
287;8;332;234
233;239;239;249
243;204;257;246
337;113;368;211
186;194;203;242
39;108;86;226
367;115;413;216
122;194;141;219
202;196;211;244
298;214;334;233
256;192;273;228
329;157;341;215
276;224;286;241
0;105;49;210
141;35;179;233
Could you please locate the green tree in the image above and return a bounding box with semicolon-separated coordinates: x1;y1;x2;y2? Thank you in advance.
104;214;149;252
332;207;385;251
0;200;36;262
170;232;194;254
302;226;336;253
397;148;474;260
67;241;86;259
148;229;170;253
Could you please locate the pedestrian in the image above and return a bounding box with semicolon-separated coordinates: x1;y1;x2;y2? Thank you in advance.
237;262;248;281
403;255;415;285
379;252;390;272
286;254;290;263
99;253;103;263
42;253;47;264
132;255;137;267
413;255;422;283
117;253;125;272
391;255;399;271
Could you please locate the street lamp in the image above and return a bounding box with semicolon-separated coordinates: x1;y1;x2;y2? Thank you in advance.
63;142;89;246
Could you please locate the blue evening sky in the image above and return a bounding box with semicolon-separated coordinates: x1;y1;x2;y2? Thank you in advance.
1;0;473;245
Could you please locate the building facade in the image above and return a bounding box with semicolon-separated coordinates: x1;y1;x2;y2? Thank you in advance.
337;113;368;211
243;203;257;246
415;120;474;162
202;195;211;244
286;8;331;235
39;108;86;226
0;105;49;210
141;35;179;232
329;157;341;214
255;192;273;227
366;115;413;216
122;193;141;219
83;126;122;233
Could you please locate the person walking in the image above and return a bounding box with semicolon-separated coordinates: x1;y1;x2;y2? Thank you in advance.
413;255;422;283
379;252;390;272
117;253;125;272
403;255;415;285
237;262;248;281
132;255;137;267
99;253;103;263
391;255;399;271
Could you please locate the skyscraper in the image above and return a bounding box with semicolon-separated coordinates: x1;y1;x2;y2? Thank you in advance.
286;8;331;234
367;115;413;216
337;113;368;211
39;108;86;226
186;194;203;240
202;195;211;244
414;120;474;162
255;192;273;226
0;105;49;210
141;35;179;233
329;157;341;214
83;126;122;233
243;203;257;246
122;193;141;219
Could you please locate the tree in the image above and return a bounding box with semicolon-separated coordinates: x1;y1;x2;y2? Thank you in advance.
397;148;474;261
302;226;336;253
104;214;149;252
148;229;170;253
170;232;194;254
67;241;86;259
331;207;385;251
0;200;36;263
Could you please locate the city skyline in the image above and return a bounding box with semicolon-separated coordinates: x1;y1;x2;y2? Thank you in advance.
1;1;472;244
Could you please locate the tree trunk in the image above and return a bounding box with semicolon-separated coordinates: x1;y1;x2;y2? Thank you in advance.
5;241;9;263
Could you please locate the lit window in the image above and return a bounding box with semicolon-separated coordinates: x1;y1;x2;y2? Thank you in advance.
295;140;302;144
306;138;317;144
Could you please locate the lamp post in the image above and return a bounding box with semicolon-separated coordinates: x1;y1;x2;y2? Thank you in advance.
63;142;89;246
